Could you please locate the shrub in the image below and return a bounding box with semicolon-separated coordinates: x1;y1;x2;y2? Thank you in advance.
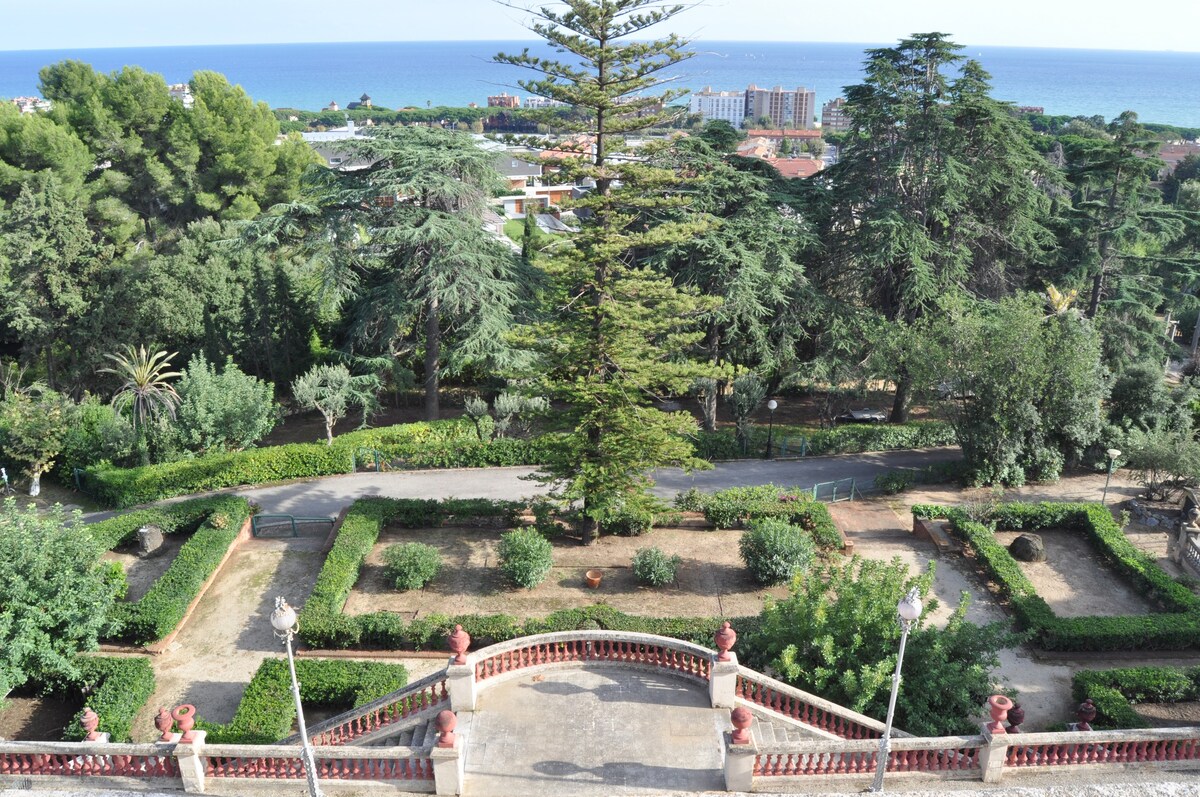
56;656;156;743
673;488;705;512
604;500;655;536
691;420;956;461
174;355;278;454
875;470;915;495
632;547;681;586
55;395;134;477
498;528;554;589
1073;665;1200;729
739;518;817;586
383;543;441;591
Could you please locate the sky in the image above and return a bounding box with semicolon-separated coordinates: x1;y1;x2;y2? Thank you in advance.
2;0;1198;53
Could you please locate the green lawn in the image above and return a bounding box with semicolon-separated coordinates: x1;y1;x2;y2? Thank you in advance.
503;218;524;243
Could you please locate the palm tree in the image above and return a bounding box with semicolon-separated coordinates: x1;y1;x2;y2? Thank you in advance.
101;345;182;462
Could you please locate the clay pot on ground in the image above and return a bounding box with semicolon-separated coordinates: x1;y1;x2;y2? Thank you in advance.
585;569;603;588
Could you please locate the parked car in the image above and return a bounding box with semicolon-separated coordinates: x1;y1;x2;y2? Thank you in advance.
835;408;887;424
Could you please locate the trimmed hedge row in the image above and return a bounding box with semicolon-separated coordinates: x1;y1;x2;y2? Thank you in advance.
199;658;409;744
52;656;157;742
298;496;754;650
82;418;561;508
918;502;1200;651
103;496;252;645
1073;666;1200;729
676;484;842;549
693;420;956;460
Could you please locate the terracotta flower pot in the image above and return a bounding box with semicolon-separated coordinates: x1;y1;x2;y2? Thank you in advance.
585;569;603;588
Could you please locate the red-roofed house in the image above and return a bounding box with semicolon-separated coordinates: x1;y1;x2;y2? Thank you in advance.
764;157;823;180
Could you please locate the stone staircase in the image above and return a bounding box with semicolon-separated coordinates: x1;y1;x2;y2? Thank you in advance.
747;703;830;745
356;709;443;749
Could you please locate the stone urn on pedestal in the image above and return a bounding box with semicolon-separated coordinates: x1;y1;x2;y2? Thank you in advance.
985;695;1014;735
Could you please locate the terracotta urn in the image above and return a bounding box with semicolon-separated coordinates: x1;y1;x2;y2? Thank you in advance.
714;622;737;662
1076;698;1097;731
730;706;753;745
1006;702;1025;733
79;708;100;742
447;624;471;665
986;695;1013;735
585;569;603;589
171;704;197;743
154;707;174;742
436;710;458;748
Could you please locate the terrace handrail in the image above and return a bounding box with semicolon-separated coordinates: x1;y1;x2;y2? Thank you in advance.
278;668;450;746
735;665;909;740
467;630;717;684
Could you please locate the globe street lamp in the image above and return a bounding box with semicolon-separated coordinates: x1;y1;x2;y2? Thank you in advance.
869;587;923;793
765;399;779;459
270;597;325;797
1102;448;1122;504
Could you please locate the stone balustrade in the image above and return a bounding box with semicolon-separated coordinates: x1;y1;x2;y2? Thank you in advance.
725;725;1200;790
734;665;907;741
281;669;450;746
0;739;439;794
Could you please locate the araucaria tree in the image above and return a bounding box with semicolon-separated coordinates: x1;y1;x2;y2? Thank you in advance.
498;1;716;542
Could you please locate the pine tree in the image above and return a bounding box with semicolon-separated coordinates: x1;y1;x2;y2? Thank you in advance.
498;0;716;542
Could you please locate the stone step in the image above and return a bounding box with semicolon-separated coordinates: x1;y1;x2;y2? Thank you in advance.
742;701;835;744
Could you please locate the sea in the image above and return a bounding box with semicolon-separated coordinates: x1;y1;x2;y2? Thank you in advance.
2;40;1199;128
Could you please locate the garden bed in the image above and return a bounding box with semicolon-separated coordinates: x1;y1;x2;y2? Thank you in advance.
103;535;189;602
992;530;1158;618
344;526;790;620
0;691;82;742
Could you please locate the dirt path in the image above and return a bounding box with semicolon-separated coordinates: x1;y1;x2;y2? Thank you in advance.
132;534;328;737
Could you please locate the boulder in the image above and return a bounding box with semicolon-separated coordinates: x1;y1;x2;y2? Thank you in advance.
1009;533;1046;563
136;525;165;558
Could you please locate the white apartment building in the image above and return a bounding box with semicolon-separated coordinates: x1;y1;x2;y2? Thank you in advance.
524;96;567;109
746;85;816;129
689;87;748;127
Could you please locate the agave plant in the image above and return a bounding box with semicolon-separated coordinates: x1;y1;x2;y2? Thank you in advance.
101;345;183;437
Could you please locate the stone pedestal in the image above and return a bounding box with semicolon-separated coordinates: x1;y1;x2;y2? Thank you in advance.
174;730;206;794
723;733;757;792
709;653;738;708
447;660;477;713
978;726;1010;784
431;738;464;796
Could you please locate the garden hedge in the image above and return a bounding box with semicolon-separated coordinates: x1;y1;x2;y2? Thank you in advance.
298;496;756;651
199;658;409;744
1073;665;1200;729
51;656;157;743
97;496;252;645
692;420;956;460
81;418;562;508
915;501;1200;651
676;484;842;549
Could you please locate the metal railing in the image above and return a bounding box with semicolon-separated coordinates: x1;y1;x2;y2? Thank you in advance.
251;514;335;538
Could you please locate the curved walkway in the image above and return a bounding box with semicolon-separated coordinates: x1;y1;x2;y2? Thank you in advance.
203;446;963;519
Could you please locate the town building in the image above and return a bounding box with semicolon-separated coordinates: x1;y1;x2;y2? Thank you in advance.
524;96;567;109
167;84;194;109
494;153;544;189
347;93;372;110
488;93;520;108
764;156;823;179
744;128;823;145
821;97;852;132
325;99;339;111
1014;106;1045;115
12;96;51;113
689;87;747;127
746;85;815;129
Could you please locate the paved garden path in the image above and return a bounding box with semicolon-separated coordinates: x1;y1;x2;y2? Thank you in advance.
196;446;965;520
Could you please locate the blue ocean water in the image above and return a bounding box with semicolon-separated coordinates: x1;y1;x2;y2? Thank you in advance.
1;40;1198;127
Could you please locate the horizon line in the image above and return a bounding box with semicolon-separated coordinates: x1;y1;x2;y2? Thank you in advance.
2;38;1199;56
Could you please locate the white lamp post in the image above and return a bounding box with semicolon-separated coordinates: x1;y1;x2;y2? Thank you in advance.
270;597;325;797
1102;448;1122;504
868;587;923;793
765;399;779;459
